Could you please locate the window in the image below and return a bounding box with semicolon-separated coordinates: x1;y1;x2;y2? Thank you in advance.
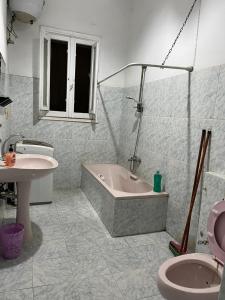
39;26;99;121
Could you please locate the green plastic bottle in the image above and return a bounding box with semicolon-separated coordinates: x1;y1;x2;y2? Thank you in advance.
153;171;162;192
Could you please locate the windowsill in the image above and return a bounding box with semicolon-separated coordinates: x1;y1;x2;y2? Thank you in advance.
39;116;98;124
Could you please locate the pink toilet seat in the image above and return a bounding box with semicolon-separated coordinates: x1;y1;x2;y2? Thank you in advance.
207;200;225;266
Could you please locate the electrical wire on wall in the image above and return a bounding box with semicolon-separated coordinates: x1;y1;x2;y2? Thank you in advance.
161;0;201;67
192;0;202;67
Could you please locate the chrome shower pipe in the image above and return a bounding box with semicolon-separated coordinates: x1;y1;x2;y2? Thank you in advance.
129;66;147;173
133;66;146;157
98;62;193;85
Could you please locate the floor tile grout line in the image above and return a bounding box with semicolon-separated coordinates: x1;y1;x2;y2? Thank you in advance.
1;189;173;299
0;286;34;294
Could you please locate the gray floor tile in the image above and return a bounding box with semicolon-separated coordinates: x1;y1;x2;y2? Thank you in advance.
114;268;159;300
125;231;172;248
140;294;165;300
58;210;97;224
30;214;61;227
33;258;73;287
61;217;106;241
131;244;173;279
2;188;172;300
53;189;83;202
32;223;66;241
0;262;33;292
102;247;147;274
32;239;69;262
57;203;96;219
30;204;58;215
95;235;130;251
33;283;80;300
70;251;111;278
66;239;100;258
33;270;123;300
83;275;124;300
54;190;90;209
30;204;60;227
0;288;34;300
134;243;173;261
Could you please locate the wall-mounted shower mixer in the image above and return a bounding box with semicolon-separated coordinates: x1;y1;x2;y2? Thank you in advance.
126;96;144;113
128;155;141;173
126;66;147;174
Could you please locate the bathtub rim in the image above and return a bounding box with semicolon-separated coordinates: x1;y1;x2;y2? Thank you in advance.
82;163;168;200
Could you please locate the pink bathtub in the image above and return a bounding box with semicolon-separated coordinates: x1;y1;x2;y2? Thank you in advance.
82;163;168;199
81;163;168;236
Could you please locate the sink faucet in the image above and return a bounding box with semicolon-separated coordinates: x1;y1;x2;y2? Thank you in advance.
1;134;25;157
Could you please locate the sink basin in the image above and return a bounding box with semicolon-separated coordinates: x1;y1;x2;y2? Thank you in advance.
0;154;58;182
0;154;58;241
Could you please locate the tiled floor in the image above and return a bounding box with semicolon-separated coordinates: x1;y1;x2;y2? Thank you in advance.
0;189;173;300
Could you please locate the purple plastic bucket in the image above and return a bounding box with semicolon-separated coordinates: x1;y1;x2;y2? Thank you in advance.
0;223;24;259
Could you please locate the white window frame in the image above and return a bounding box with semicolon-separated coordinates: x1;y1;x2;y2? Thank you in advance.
39;26;100;121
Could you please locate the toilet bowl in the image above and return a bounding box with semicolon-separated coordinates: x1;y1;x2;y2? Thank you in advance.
157;200;225;300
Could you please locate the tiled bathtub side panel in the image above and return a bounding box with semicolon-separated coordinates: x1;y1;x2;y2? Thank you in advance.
81;168;115;235
196;172;225;253
113;197;168;237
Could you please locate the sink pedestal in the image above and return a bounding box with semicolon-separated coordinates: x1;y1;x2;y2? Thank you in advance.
0;154;58;242
16;181;32;241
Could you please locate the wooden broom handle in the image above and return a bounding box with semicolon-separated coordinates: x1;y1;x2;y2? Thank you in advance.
181;130;211;253
180;129;206;252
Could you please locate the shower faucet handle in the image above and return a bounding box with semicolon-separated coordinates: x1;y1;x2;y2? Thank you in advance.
136;102;143;113
128;155;141;174
128;155;141;163
126;96;143;113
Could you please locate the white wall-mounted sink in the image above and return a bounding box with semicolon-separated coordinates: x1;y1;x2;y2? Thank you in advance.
0;154;58;241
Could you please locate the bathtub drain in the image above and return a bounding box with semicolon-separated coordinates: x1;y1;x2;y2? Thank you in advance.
98;174;105;181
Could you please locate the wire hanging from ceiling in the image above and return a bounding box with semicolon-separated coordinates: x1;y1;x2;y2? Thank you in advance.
7;13;17;44
161;0;199;66
192;0;202;67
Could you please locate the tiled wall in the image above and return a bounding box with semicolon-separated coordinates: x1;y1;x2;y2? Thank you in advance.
0;73;11;223
3;74;123;189
118;64;225;247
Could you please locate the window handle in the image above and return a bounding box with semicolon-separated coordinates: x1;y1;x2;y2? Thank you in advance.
69;84;73;91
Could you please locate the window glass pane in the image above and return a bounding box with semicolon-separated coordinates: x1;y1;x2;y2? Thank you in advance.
50;39;68;112
74;44;92;113
43;38;48;107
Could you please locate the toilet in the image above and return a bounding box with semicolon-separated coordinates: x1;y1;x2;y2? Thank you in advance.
157;200;225;300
